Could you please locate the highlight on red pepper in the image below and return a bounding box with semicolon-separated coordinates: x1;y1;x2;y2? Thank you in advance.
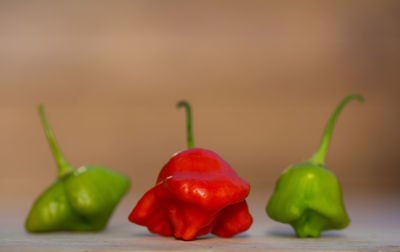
128;101;253;241
266;94;364;238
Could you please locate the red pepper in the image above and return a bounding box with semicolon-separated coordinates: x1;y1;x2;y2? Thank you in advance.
128;101;252;241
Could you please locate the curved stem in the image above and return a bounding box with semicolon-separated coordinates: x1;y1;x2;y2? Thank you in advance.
176;100;194;149
310;94;364;165
38;104;74;178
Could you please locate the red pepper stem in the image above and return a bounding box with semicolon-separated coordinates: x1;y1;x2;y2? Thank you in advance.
38;104;74;178
310;94;364;166
177;100;194;149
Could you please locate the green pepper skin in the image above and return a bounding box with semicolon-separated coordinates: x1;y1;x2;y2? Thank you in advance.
25;105;130;232
26;166;129;232
266;94;363;238
267;162;349;238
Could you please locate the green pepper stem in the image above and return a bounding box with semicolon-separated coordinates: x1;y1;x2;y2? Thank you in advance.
176;100;194;149
310;94;364;165
38;104;74;178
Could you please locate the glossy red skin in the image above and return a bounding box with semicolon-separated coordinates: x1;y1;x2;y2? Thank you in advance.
129;148;253;240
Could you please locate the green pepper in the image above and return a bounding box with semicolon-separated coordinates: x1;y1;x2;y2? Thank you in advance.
266;94;364;238
25;105;130;232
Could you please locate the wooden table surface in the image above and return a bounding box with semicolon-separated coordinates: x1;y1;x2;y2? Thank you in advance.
1;192;399;252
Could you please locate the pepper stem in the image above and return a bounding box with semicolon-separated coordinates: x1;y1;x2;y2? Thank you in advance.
177;100;194;149
310;94;364;165
38;104;74;178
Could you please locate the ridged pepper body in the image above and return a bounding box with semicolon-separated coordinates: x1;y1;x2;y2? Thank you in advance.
26;166;130;232
129;101;252;240
129;148;252;240
25;105;130;232
267;162;349;237
266;94;363;237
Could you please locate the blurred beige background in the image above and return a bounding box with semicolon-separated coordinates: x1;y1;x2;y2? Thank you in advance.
0;0;399;210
